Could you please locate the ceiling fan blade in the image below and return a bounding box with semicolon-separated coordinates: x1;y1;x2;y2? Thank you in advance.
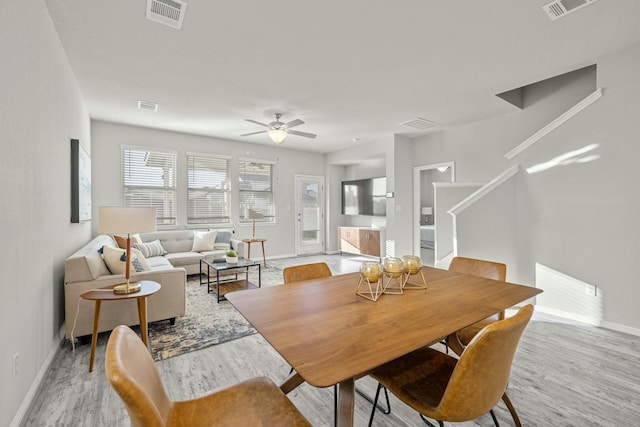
288;130;317;139
240;130;267;137
245;119;269;127
284;118;304;129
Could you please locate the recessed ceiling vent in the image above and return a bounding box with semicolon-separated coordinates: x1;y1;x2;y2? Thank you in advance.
138;100;159;112
146;0;187;30
399;118;440;131
542;0;599;20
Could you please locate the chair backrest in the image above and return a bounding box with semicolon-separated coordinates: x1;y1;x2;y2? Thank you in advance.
283;262;332;284
105;325;172;427
448;256;506;281
437;304;533;421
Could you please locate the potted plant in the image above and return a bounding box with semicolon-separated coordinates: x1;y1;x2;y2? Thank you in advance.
225;249;238;264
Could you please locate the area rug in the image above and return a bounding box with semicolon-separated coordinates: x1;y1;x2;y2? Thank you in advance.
149;265;283;361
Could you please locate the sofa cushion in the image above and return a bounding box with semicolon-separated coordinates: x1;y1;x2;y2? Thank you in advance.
192;230;217;252
164;252;204;267
132;239;167;258
131;248;152;271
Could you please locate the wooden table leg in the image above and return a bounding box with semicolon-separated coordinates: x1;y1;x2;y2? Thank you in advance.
137;297;149;349
279;371;305;394
247;242;252;260
337;378;355;427
89;300;101;372
260;240;266;266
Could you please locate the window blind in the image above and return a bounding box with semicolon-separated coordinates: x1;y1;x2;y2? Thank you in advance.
238;159;275;223
122;147;177;226
187;153;230;225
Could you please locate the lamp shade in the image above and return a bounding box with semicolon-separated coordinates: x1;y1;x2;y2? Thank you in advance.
268;128;288;144
98;207;157;234
421;207;433;215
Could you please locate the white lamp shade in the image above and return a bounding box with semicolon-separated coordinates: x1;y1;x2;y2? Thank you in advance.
268;128;288;144
421;207;433;215
98;207;157;234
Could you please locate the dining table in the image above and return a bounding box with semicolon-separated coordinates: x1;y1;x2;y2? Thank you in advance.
226;265;543;427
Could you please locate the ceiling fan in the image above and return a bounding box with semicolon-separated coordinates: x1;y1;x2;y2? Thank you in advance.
241;113;317;144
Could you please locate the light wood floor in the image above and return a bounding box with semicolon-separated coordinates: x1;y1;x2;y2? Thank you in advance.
23;254;640;426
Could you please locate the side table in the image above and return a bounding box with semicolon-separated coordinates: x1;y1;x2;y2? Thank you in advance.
80;280;161;372
242;238;267;266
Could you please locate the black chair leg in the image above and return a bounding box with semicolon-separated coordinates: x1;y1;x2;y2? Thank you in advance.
419;414;444;427
367;383;386;427
333;384;337;427
489;409;500;427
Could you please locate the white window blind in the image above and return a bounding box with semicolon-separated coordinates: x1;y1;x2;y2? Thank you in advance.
238;159;275;223
122;146;177;226
187;153;230;225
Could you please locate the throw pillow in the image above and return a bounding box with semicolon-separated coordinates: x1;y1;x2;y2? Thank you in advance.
113;234;139;249
213;229;232;250
131;247;151;271
132;239;167;258
102;246;137;275
192;230;217;252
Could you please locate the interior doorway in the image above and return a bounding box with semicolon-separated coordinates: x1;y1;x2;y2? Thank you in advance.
413;162;455;265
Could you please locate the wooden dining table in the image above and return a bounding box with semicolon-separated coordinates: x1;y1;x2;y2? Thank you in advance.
226;265;543;427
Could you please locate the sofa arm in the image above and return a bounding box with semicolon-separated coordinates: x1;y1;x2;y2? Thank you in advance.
64;268;187;340
230;239;246;259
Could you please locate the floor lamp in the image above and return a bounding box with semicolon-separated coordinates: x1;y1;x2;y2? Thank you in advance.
99;206;157;294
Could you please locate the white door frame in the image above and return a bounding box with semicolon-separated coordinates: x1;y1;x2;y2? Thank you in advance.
294;175;325;255
412;162;455;256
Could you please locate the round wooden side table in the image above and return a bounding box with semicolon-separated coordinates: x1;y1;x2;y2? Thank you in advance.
80;280;161;372
242;238;267;266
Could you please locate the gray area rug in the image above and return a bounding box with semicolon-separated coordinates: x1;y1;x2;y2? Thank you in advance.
149;265;283;361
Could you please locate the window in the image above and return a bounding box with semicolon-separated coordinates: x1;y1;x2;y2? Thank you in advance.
238;159;275;224
122;146;177;226
187;153;230;225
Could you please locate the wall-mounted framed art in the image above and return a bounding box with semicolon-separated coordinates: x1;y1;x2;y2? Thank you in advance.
71;139;91;223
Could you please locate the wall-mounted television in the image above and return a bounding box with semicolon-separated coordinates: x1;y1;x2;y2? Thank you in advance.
341;177;386;216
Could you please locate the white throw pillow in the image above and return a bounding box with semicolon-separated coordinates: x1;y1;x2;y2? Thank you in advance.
192;230;217;252
103;246;138;275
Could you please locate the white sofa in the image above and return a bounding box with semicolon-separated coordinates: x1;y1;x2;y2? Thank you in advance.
64;229;245;340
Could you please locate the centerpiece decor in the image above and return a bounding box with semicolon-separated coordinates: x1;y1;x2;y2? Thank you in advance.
402;255;427;290
356;261;383;301
382;257;404;294
225;249;238;264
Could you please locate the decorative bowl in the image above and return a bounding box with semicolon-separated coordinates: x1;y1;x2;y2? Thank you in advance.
402;255;422;275
360;262;382;282
383;257;404;278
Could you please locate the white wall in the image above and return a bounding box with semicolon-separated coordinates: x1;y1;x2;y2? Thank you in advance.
91;121;325;258
0;1;91;425
410;50;640;331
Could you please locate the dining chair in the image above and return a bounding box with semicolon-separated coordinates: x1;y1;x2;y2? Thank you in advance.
283;262;332;283
105;325;311;427
446;256;524;426
367;304;534;427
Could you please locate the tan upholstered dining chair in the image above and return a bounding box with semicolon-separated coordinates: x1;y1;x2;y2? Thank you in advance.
105;325;311;427
283;262;332;284
367;304;534;427
446;256;525;426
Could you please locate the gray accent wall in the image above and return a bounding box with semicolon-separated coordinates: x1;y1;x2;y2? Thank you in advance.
1;1;91;425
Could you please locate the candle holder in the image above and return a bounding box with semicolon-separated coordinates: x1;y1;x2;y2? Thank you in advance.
382;257;404;294
356;262;384;301
402;255;427;290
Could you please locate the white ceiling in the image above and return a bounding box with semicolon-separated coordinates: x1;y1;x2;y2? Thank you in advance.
44;0;640;153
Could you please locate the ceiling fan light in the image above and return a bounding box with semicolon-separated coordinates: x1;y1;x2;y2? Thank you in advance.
268;128;288;144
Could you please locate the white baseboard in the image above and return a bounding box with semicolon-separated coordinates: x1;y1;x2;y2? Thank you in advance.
10;325;66;427
536;305;640;337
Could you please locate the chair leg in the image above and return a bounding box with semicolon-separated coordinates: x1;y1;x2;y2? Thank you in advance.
489;409;500;427
367;383;386;427
419;414;444;427
501;392;522;427
333;384;337;427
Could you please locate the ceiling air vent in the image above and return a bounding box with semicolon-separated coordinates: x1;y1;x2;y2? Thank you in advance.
542;0;599;20
138;100;159;112
399;118;440;131
146;0;187;30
